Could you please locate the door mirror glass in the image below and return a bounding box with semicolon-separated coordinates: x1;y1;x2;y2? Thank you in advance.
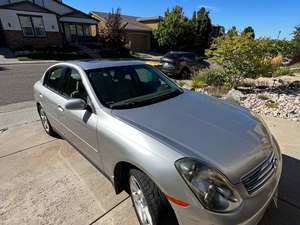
65;98;87;110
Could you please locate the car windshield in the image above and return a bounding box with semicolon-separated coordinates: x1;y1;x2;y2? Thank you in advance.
86;64;183;109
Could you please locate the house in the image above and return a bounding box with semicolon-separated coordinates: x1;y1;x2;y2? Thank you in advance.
0;0;98;49
90;11;161;52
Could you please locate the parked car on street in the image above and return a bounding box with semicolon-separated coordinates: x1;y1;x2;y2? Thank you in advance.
161;51;210;79
34;60;282;225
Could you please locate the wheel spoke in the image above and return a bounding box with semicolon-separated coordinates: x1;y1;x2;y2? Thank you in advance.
130;176;153;225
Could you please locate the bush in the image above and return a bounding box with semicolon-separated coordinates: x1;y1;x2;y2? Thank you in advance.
191;77;205;89
207;33;275;87
192;68;226;86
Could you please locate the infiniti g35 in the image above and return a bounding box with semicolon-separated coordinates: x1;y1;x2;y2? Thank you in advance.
34;60;282;225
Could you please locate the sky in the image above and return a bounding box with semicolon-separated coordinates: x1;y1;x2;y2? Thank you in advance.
64;0;300;39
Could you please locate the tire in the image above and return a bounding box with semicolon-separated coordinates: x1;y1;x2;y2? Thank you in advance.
38;105;56;137
180;68;191;79
129;169;179;225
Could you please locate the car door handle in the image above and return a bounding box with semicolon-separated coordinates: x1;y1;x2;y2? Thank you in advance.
57;105;64;112
39;93;43;99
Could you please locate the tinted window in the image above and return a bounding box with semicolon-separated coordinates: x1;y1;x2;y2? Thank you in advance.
164;52;181;59
62;68;87;101
86;65;182;109
44;67;64;92
183;53;196;61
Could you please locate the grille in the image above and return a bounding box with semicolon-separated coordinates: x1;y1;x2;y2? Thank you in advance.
242;152;277;194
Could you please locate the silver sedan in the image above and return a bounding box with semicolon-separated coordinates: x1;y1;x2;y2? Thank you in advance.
34;60;282;225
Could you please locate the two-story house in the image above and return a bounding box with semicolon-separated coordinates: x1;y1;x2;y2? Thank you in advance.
0;0;97;49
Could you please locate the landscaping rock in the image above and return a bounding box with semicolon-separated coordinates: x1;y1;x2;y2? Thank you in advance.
240;92;300;122
224;89;245;104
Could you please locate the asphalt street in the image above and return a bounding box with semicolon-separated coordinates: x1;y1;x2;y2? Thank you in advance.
0;63;53;106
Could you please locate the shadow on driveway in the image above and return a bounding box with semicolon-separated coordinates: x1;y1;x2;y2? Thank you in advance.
0;66;9;71
259;154;300;225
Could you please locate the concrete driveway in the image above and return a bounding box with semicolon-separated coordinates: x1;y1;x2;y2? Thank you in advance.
0;104;300;225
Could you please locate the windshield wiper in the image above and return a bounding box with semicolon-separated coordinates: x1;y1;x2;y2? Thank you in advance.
110;89;183;109
143;89;183;104
110;101;139;109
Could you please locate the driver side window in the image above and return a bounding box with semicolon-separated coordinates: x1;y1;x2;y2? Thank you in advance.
62;68;87;101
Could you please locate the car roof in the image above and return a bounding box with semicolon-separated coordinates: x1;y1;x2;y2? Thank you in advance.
63;60;146;70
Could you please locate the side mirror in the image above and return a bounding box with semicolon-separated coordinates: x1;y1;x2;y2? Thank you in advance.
64;98;87;110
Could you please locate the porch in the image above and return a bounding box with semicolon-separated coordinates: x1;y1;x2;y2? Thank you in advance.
61;22;98;45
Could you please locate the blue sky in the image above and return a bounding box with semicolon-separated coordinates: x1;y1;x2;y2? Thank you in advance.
64;0;300;39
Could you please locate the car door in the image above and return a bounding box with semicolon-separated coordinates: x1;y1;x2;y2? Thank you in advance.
41;66;67;134
58;67;102;169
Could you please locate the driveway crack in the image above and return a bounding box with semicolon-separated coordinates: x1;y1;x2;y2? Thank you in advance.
0;139;57;159
88;196;130;225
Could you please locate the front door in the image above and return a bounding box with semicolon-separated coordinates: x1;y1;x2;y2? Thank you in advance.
58;67;102;169
0;19;6;47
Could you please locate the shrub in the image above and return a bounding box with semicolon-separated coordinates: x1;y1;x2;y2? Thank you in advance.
273;67;293;77
191;77;205;89
265;101;279;109
257;94;269;100
207;33;275;87
192;68;226;86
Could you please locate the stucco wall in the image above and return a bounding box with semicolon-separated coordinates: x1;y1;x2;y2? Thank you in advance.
0;9;59;32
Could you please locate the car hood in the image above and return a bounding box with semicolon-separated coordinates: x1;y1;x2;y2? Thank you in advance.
111;90;273;184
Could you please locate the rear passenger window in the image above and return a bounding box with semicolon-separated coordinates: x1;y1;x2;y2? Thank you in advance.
44;67;64;92
62;68;87;101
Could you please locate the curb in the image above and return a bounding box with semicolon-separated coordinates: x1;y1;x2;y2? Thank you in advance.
0;60;59;65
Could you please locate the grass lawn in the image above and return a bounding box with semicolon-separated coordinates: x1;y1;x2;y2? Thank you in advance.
17;52;92;61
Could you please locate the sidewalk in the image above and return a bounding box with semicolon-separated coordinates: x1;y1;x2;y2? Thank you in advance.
0;47;60;65
0;59;59;65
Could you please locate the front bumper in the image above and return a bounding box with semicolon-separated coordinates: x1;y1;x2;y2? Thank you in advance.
172;154;282;225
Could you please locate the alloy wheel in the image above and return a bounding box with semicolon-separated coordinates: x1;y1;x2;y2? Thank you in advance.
130;176;153;225
39;108;50;133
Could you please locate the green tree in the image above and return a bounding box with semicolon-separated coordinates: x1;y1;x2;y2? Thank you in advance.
293;25;300;57
191;7;212;55
226;26;239;37
242;26;255;39
154;6;193;51
263;38;295;58
211;25;225;39
207;33;274;87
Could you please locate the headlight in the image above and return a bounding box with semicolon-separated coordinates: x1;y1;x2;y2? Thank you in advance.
175;158;242;212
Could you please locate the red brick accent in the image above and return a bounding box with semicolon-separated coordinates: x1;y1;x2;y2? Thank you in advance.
3;30;64;49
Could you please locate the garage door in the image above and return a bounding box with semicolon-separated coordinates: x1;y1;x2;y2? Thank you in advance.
128;33;151;52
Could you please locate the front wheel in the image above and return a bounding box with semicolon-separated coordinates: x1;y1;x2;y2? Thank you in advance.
180;68;191;79
38;106;56;137
129;169;179;225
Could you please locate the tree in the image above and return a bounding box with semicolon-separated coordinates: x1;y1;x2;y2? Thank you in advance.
154;6;193;51
263;38;296;59
242;26;255;39
100;8;127;50
191;7;212;55
226;26;239;37
207;33;274;87
293;25;300;57
211;25;225;39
